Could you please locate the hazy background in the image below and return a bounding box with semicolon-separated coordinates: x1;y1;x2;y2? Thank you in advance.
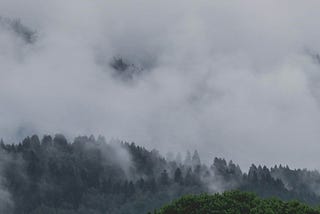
1;0;320;170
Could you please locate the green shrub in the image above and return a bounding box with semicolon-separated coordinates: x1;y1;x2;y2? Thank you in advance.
155;190;320;214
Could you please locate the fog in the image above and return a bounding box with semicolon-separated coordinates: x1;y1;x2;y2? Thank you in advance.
1;0;320;169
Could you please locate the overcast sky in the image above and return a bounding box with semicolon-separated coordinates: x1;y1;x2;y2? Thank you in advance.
1;0;320;170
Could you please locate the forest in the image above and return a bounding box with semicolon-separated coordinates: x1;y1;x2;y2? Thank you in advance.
0;134;320;214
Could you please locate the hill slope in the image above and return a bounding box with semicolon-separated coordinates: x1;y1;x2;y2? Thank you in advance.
1;135;320;213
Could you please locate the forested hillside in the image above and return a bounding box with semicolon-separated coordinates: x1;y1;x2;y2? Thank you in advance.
1;135;320;214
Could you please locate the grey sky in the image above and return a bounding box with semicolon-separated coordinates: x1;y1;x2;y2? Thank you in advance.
1;0;320;170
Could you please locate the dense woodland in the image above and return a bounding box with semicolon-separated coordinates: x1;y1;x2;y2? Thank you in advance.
0;135;320;213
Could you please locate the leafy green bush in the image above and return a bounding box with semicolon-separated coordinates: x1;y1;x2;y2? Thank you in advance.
155;190;320;214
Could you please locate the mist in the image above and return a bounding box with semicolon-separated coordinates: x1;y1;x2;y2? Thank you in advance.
1;0;320;169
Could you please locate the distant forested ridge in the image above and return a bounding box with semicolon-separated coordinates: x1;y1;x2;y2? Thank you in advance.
1;134;320;213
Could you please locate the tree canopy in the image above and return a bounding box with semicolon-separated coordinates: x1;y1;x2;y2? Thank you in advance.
155;190;320;214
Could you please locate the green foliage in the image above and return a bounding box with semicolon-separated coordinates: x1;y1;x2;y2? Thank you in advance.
155;191;320;214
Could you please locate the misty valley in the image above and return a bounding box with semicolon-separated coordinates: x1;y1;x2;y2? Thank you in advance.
0;135;320;213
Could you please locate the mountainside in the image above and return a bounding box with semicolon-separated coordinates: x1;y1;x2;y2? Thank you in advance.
0;135;320;214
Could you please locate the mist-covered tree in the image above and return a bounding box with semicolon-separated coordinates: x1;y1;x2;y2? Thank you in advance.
191;150;201;168
174;168;183;184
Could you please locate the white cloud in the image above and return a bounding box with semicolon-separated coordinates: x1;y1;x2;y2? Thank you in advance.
0;0;320;169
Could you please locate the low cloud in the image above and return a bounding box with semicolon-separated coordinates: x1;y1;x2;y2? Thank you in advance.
0;0;320;170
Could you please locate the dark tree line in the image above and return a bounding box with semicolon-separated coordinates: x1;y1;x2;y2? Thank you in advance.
0;134;320;214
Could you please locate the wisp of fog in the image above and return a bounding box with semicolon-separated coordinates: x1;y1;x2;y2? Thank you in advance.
1;0;320;169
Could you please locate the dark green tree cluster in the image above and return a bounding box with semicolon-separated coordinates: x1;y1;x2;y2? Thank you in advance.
155;190;320;214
